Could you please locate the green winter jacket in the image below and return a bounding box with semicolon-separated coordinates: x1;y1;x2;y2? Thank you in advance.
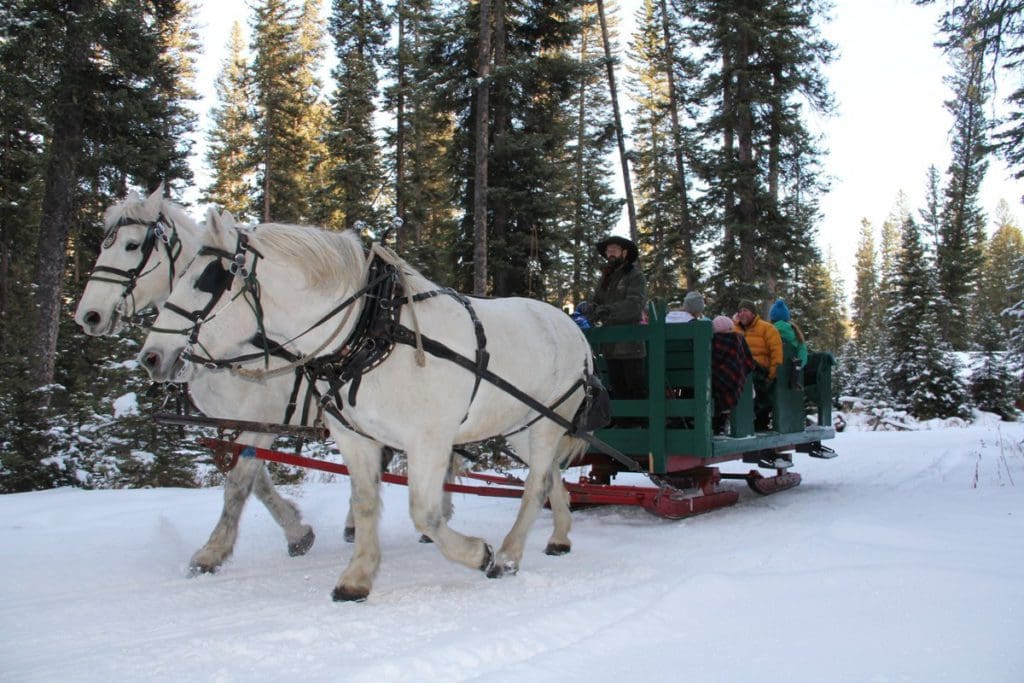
588;262;647;359
774;320;808;365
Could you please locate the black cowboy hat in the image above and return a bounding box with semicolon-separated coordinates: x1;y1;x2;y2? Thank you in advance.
596;235;639;263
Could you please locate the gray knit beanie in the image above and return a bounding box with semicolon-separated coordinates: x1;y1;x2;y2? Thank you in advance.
682;291;705;315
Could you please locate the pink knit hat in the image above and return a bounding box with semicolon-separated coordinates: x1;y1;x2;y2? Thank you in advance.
712;315;735;333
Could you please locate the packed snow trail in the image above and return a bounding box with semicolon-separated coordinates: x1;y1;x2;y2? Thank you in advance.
2;420;1023;682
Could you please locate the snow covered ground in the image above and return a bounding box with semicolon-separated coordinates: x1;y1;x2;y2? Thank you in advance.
2;417;1022;682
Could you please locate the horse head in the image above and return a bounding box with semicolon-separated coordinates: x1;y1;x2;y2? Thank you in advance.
138;211;364;383
74;185;203;336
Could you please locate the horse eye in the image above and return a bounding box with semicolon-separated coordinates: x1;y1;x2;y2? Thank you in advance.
125;242;140;252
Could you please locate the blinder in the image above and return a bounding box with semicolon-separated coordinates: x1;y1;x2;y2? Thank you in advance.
155;234;264;349
196;259;233;295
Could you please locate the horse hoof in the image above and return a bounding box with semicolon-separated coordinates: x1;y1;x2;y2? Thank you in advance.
188;562;218;577
288;528;315;557
343;526;355;543
544;542;571;556
332;585;369;602
486;558;519;579
418;534;433;544
479;543;495;573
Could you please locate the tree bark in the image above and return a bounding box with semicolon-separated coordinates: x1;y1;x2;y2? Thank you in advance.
658;0;695;289
472;0;493;295
596;0;637;243
30;0;93;397
394;0;407;252
491;0;511;296
735;24;756;284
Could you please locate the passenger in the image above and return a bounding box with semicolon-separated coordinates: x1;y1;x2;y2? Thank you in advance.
578;236;648;406
665;291;705;323
734;300;783;430
664;292;706;415
769;298;808;389
711;315;755;434
769;298;807;364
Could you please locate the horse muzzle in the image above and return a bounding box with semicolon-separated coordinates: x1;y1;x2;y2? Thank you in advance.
138;345;192;383
75;307;123;336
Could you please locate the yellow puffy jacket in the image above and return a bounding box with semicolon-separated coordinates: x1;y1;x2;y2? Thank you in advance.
735;314;783;380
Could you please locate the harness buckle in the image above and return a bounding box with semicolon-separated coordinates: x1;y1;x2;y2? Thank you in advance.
229;252;248;277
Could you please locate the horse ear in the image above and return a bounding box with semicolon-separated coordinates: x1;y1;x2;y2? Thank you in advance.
219;210;237;230
205;208;233;250
201;206;219;229
125;190;142;203
144;183;164;213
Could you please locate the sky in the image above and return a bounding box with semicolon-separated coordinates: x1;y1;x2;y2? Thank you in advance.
2;411;1023;680
187;0;1024;288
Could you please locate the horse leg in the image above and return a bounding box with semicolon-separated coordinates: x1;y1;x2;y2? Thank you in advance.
189;435;270;573
419;451;461;544
406;444;492;572
490;427;581;577
544;465;572;556
252;464;315;556
331;438;383;602
344;447;394;543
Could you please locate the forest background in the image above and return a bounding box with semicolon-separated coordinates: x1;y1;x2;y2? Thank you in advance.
1;0;1024;492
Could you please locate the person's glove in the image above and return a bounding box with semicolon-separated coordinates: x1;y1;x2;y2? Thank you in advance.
594;305;610;321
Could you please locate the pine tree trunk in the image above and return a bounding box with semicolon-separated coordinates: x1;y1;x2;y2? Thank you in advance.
721;43;735;246
735;25;756;285
658;0;695;289
491;0;511;296
394;0;407;252
29;0;94;399
596;0;637;243
572;8;591;302
472;0;493;295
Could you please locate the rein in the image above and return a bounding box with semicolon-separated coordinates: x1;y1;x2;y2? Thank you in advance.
86;212;182;327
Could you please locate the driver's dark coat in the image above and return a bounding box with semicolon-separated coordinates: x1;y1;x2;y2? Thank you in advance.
587;262;647;359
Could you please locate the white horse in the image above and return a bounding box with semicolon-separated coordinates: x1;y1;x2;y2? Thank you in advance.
75;189;322;571
138;212;592;601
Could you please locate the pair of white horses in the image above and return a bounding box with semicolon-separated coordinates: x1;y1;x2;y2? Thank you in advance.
76;188;594;601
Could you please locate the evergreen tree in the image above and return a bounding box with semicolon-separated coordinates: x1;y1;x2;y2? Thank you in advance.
667;0;834;313
920;165;942;254
0;0;200;491
974;201;1024;342
1004;240;1024;402
383;0;459;282
426;0;594;299
922;0;1024;179
886;216;970;420
969;322;1018;419
318;0;387;230
878;202;906;305
562;0;623;302
203;22;256;220
628;0;707;299
249;0;325;223
790;251;848;353
839;220;890;403
936;41;989;350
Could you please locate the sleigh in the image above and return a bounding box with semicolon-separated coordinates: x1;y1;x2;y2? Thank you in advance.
175;301;836;521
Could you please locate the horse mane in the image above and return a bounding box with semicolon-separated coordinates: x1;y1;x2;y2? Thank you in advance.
244;224;437;297
102;193;198;236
